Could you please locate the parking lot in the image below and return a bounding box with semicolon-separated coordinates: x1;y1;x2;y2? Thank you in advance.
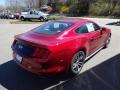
0;18;120;90
0;19;15;24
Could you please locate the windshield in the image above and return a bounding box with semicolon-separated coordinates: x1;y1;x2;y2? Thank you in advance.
33;21;73;35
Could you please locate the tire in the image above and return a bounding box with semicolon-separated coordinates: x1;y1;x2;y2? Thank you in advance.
103;35;111;49
70;51;86;75
21;16;25;21
39;17;45;22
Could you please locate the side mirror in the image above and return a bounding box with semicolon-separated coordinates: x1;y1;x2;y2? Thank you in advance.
100;27;106;34
101;27;106;31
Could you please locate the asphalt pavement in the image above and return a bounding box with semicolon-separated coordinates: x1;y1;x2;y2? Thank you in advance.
0;18;120;90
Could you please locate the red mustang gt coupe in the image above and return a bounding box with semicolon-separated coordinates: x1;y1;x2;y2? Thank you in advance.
12;18;111;76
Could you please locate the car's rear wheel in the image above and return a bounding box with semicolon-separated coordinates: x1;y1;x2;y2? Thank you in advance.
70;51;85;75
103;35;111;48
21;16;25;21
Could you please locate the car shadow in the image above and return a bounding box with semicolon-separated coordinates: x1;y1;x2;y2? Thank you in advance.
54;54;120;90
27;20;48;22
0;49;101;90
1;54;120;90
106;21;120;26
0;60;72;90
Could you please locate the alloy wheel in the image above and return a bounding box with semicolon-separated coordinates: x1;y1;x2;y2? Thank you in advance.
71;51;85;74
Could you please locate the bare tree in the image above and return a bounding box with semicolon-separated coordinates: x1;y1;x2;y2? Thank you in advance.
5;0;30;12
0;6;4;11
109;0;120;15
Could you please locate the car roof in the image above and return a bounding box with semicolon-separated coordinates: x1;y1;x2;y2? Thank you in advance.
56;18;91;24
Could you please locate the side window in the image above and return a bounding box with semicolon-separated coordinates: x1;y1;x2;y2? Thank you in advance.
30;11;33;14
75;24;88;34
93;23;101;30
34;11;38;15
75;22;101;34
86;23;95;32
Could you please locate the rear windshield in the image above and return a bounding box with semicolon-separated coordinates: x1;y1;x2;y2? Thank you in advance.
33;21;73;35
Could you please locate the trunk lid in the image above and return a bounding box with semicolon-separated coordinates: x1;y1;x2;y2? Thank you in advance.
15;32;60;47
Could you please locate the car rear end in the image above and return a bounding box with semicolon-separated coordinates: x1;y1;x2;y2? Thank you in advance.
11;37;66;76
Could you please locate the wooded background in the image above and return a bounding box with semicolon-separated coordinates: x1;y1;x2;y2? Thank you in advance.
2;0;120;17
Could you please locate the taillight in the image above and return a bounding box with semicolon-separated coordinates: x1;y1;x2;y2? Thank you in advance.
33;47;50;59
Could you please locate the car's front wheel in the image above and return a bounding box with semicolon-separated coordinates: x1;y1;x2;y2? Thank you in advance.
70;51;85;75
103;35;111;48
39;17;45;22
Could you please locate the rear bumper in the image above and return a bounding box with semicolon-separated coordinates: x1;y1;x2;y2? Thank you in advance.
13;53;65;76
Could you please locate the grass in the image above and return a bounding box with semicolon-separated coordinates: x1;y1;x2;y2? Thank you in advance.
67;15;120;19
48;15;65;20
10;20;44;24
10;15;120;24
85;15;120;19
10;15;64;24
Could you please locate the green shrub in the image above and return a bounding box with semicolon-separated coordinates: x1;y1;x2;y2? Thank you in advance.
112;5;120;17
89;0;120;17
55;3;63;13
53;0;120;17
69;1;90;16
48;15;62;20
60;5;70;14
89;1;110;16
